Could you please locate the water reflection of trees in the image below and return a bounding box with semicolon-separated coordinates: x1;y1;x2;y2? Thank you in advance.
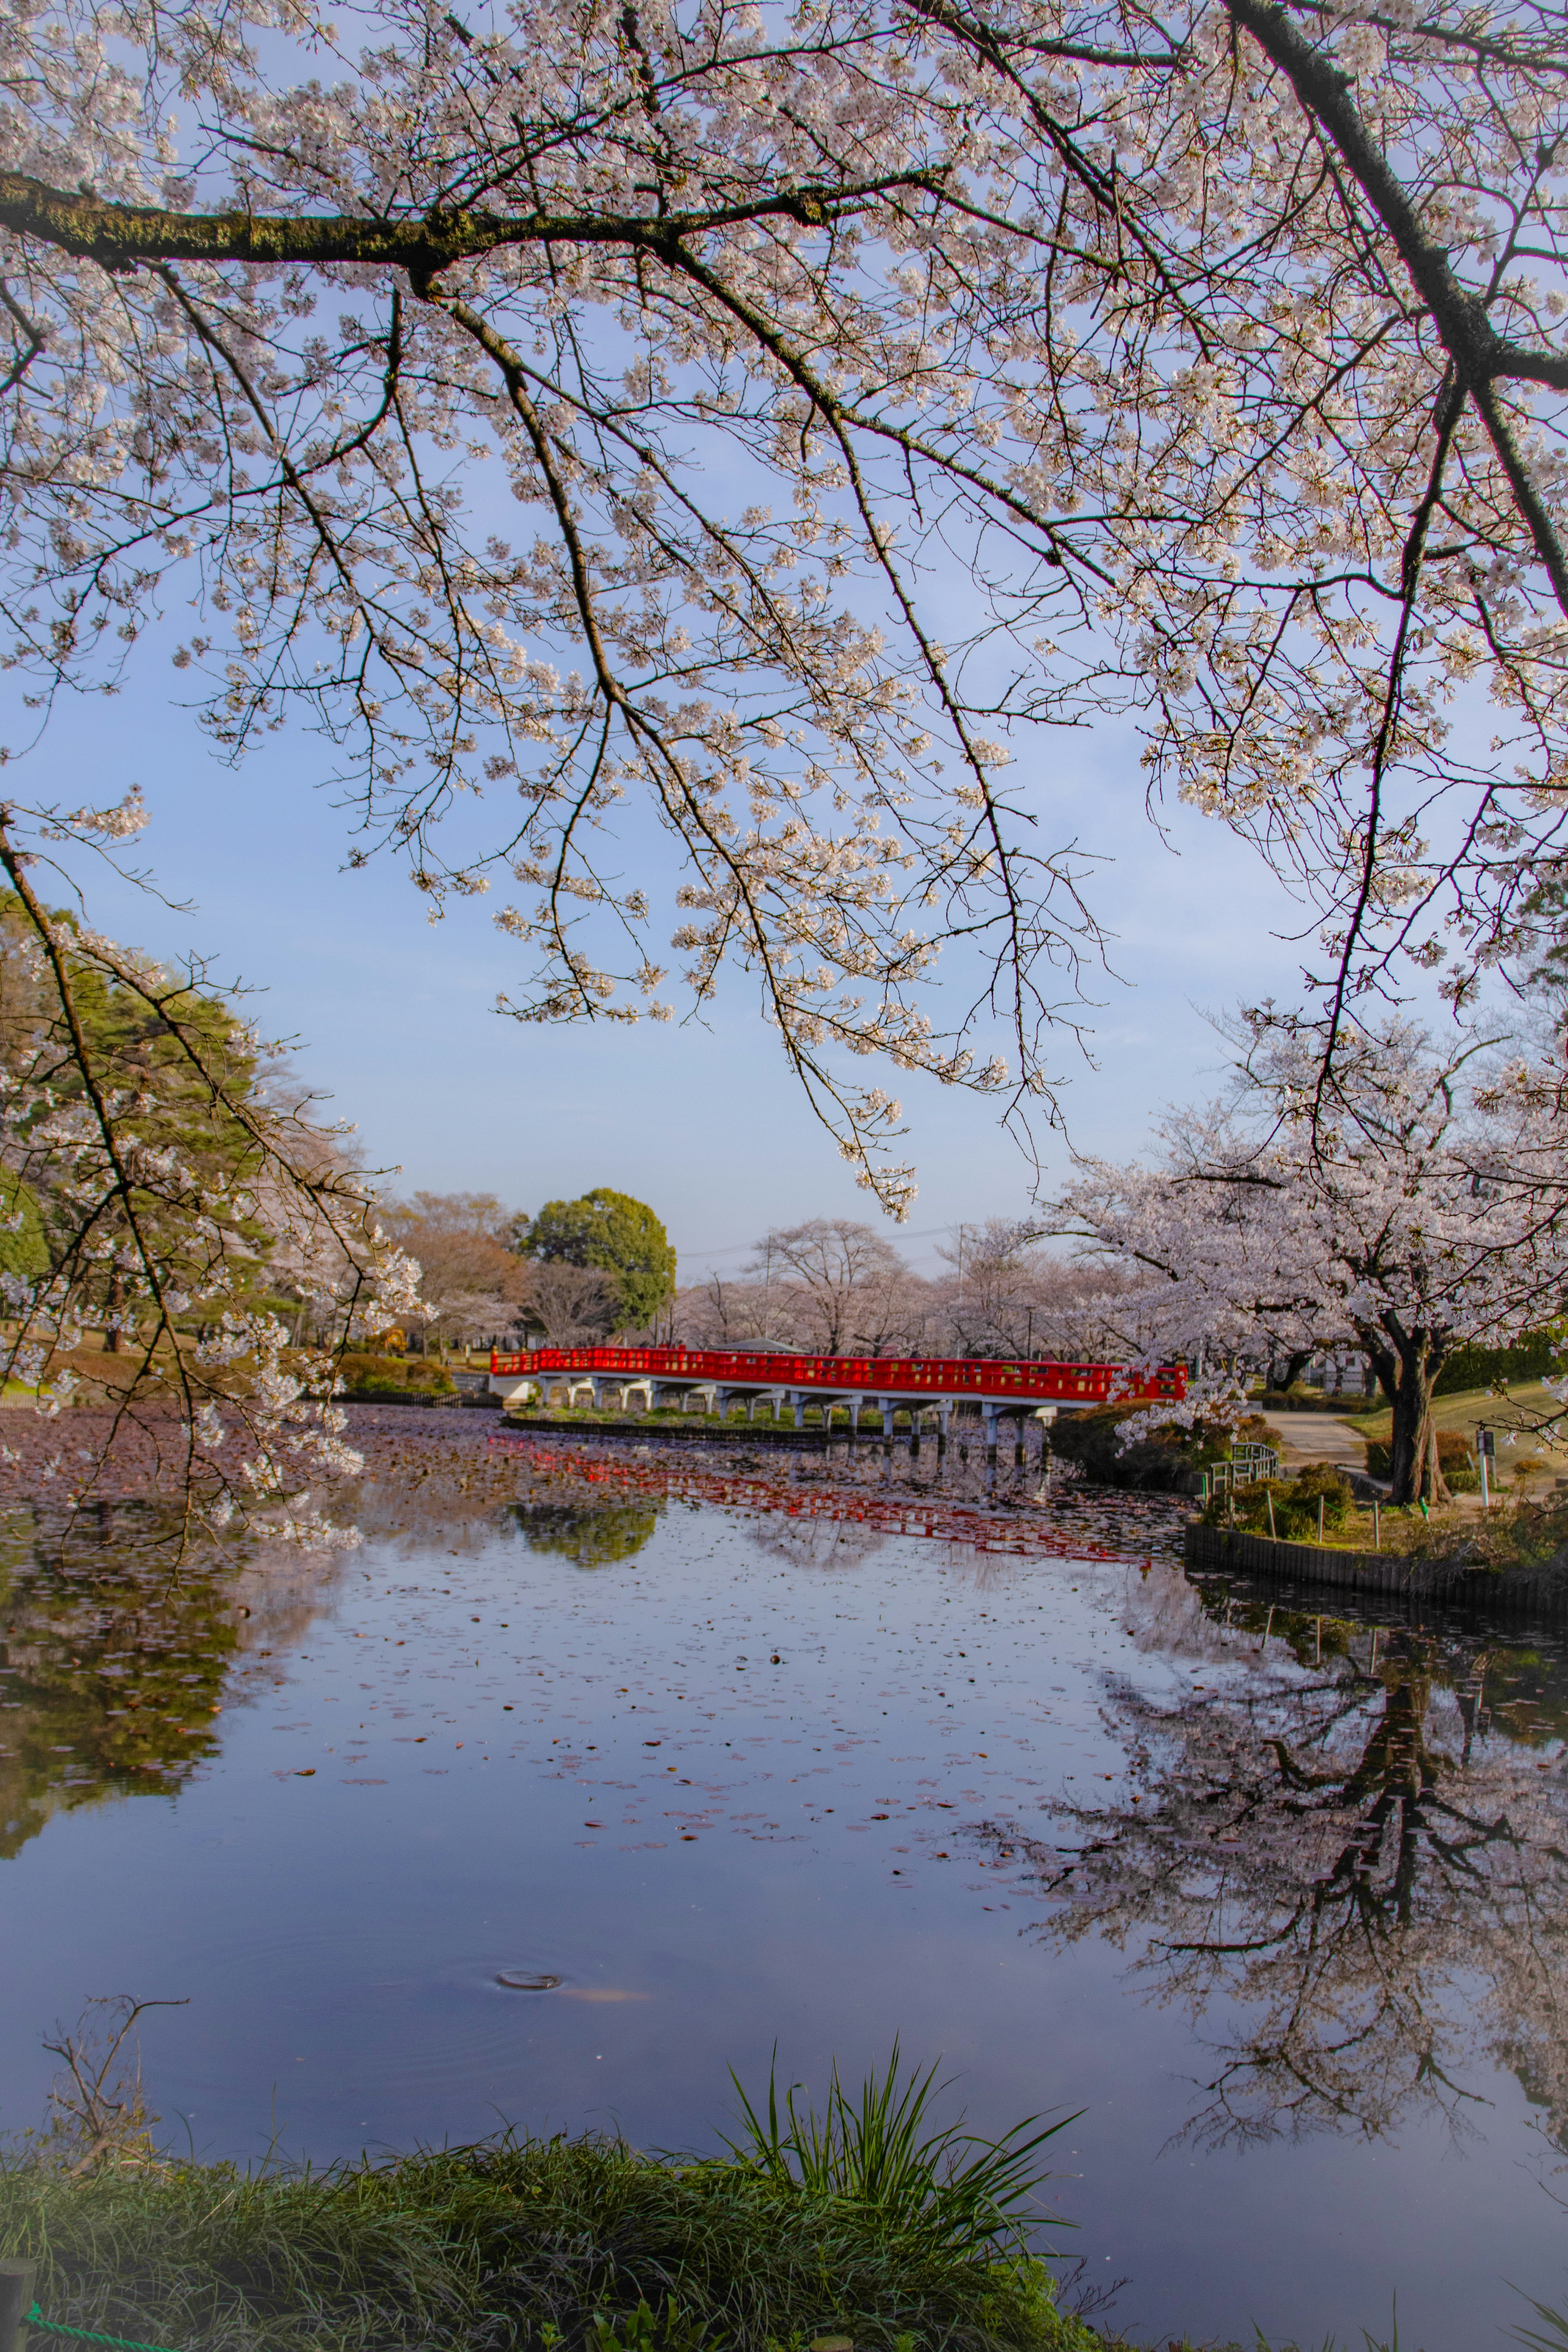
998;1588;1568;2151
506;1499;663;1568
746;1515;889;1570
0;1503;336;1856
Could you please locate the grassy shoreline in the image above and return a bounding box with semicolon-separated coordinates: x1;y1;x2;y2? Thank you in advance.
0;2130;1094;2352
0;2133;1459;2352
1202;1475;1568;1579
0;2025;1444;2352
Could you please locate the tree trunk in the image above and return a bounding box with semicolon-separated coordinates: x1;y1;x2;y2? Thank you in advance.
1269;1348;1313;1393
103;1264;124;1354
1359;1319;1450;1506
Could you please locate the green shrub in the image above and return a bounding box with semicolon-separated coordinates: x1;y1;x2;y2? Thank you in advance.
332;1351;454;1396
334;1349;401;1387
1052;1407;1275;1493
1275;1463;1352;1537
1364;1428;1478;1489
1205;1464;1354;1539
1433;1328;1562;1395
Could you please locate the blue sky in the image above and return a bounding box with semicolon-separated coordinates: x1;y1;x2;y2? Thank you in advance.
16;648;1308;1283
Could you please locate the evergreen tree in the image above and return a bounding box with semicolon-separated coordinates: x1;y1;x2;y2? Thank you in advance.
521;1190;676;1333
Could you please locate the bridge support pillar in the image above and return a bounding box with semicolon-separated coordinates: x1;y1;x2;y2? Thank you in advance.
848;1398;862;1434
1031;1405;1056;1489
935;1401;953;1461
876;1397;894;1458
787;1390;806;1430
982;1403;1002;1484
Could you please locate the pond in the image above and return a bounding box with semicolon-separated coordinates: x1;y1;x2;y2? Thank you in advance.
1;1423;1565;2351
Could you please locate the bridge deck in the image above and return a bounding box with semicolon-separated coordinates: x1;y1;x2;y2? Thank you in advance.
490;1345;1183;1408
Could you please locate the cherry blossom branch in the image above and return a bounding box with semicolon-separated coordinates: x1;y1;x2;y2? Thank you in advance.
0;169;942;278
1226;0;1568;613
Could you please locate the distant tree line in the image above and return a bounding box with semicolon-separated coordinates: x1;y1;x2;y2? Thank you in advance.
359;1198;1162;1366
669;1218;1154;1365
357;1187;678;1354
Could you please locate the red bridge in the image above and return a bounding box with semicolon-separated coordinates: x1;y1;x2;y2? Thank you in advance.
489;1345;1183;1431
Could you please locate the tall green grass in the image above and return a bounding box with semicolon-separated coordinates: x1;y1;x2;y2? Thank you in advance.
4;2037;1512;2352
721;2044;1069;2265
0;2056;1094;2352
1510;2292;1568;2352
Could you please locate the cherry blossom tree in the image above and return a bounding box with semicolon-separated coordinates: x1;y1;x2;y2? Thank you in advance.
999;1589;1568;2151
673;1217;928;1349
1056;1012;1568;1503
746;1216;915;1352
0;813;420;1547
0;0;1563;1203
933;1216;1149;1358
513;1257;618;1342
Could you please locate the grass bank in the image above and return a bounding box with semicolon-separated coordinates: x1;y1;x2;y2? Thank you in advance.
0;2054;1096;2352
1200;1449;1568;1579
4;2137;1544;2352
1202;1488;1568;1577
4;2027;1553;2352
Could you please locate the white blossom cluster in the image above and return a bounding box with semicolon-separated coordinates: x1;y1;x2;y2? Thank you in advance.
0;0;1562;1198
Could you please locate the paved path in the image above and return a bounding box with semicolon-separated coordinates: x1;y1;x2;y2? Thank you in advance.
1259;1411;1369;1475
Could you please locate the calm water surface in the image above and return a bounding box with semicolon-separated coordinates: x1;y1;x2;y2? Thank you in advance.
2;1479;1566;2350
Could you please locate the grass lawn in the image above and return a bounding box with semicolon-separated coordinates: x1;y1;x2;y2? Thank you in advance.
1334;1382;1568;1492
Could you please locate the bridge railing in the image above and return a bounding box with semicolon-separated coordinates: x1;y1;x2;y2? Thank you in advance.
488;1344;1184;1405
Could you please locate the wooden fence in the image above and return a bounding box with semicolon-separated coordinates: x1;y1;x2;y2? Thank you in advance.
1184;1521;1568;1615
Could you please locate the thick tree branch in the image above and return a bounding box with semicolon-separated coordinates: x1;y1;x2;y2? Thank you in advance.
1226;0;1568;615
1225;0;1567;390
0;168;937;278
